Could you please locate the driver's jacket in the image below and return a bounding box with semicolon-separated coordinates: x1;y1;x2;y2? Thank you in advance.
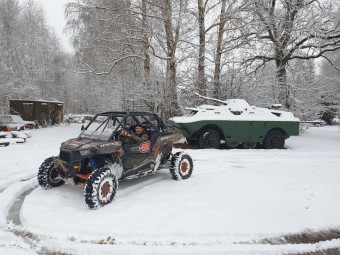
121;132;149;144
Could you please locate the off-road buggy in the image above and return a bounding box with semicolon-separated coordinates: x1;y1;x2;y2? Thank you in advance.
37;111;193;209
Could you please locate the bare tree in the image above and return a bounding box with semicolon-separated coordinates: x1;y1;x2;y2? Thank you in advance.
243;0;340;108
0;0;67;114
316;51;340;118
136;0;164;114
158;0;187;117
212;0;227;99
196;0;208;96
66;0;147;111
319;52;340;95
211;0;251;99
141;0;151;81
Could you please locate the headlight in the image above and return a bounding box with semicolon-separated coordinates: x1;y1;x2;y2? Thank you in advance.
79;149;91;156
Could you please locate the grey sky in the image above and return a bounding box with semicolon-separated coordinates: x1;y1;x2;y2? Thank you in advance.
37;0;73;52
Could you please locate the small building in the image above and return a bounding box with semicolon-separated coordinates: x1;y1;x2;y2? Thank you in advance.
9;99;64;126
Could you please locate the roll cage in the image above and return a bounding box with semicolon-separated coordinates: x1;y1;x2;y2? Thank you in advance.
81;111;166;141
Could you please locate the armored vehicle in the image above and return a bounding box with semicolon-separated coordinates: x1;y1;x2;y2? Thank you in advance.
170;94;300;149
38;111;193;209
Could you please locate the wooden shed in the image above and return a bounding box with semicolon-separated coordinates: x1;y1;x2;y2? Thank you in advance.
9;100;64;126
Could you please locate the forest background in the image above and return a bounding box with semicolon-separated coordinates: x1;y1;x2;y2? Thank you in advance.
0;0;339;121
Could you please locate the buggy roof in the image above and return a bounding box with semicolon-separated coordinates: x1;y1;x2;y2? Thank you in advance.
97;111;160;117
93;111;166;130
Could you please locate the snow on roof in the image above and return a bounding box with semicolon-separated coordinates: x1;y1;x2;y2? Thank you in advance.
190;99;251;111
223;99;251;111
173;99;299;123
9;99;64;104
0;115;24;124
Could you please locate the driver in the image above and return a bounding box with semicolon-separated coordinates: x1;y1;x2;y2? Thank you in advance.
120;123;149;144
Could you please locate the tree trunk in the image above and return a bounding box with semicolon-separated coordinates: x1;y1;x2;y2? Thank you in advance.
141;0;150;82
162;0;180;118
141;0;154;112
168;57;178;117
275;48;291;108
276;64;291;109
197;0;206;96
213;0;227;99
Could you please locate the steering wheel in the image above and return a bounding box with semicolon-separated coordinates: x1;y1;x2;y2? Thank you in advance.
114;128;129;141
113;128;123;140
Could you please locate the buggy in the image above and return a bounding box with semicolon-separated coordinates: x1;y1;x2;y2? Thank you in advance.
37;111;193;209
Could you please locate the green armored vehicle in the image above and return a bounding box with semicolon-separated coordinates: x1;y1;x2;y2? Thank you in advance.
170;95;300;149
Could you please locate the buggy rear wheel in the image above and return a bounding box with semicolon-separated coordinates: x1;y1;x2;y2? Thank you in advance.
170;152;193;180
84;167;118;209
38;157;65;188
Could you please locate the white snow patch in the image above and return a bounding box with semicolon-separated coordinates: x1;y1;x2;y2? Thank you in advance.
0;229;37;255
0;124;339;254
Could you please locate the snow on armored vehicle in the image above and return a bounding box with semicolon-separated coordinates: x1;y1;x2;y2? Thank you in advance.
170;95;300;149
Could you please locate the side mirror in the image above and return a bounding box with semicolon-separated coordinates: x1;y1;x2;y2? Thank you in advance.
81;125;84;131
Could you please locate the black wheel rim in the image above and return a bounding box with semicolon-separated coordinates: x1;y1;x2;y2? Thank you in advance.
272;138;278;147
49;168;61;184
271;136;282;148
207;134;219;148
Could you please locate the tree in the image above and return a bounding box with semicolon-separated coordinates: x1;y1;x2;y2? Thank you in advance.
0;0;22;113
319;51;340;98
196;0;208;96
66;0;193;118
66;0;147;112
212;0;227;99
242;0;340;108
158;0;187;117
0;0;67;114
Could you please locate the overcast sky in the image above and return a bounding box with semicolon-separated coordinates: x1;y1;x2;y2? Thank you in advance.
36;0;73;52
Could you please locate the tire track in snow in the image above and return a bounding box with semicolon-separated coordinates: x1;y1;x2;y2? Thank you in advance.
116;170;171;199
3;183;41;254
7;188;35;226
4;176;340;254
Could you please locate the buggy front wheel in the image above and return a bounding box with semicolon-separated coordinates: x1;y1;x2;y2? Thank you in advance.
38;157;65;188
84;167;118;209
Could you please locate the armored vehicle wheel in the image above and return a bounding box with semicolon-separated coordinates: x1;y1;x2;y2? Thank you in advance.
241;142;257;149
170;152;193;180
84;167;118;209
38;157;65;188
186;137;197;145
263;130;285;149
225;142;239;149
199;129;221;149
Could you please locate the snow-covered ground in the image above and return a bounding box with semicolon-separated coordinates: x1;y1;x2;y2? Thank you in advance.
0;124;339;254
